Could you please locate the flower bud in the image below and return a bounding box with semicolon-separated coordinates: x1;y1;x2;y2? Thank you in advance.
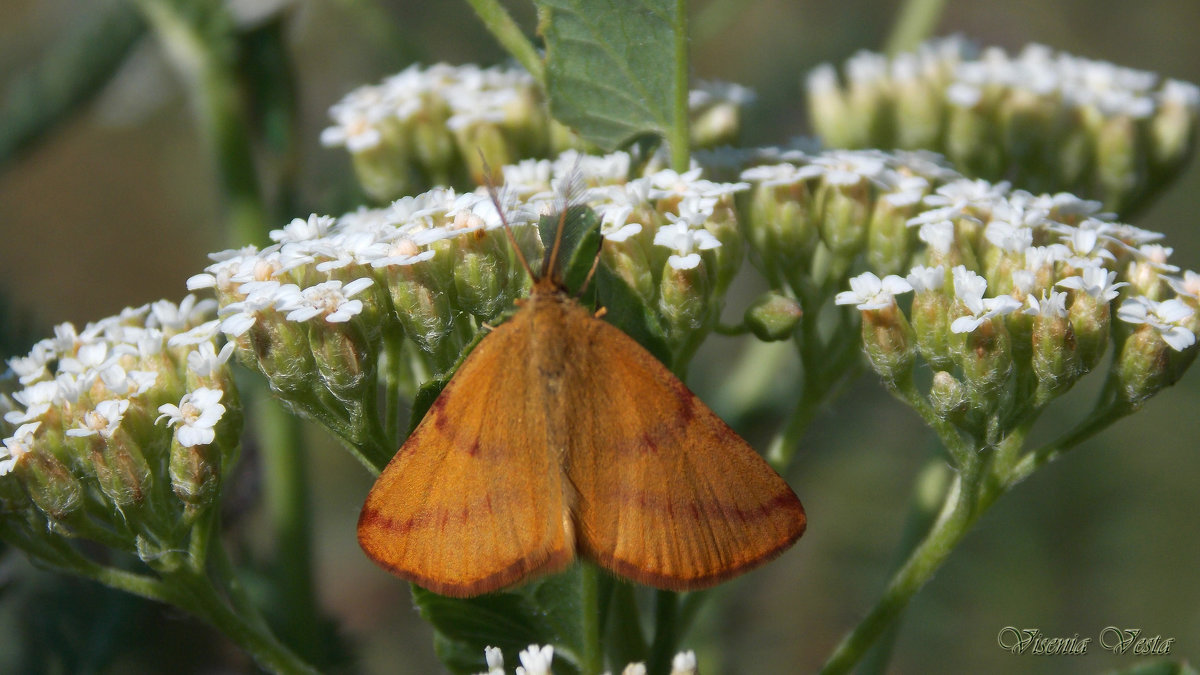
658;260;713;357
806;64;856;148
169;438;219;520
860;303;917;385
929;370;968;422
1148;80;1199;184
744;292;802;342
1026;292;1081;401
1092;112;1145;216
956;317;1013;413
816;181;871;257
18;449;83;523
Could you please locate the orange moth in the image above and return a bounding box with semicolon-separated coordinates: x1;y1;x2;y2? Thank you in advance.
358;180;806;598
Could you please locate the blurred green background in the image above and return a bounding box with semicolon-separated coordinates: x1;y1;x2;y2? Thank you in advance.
1;1;1197;673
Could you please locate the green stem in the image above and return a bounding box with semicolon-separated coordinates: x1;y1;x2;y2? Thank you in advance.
1004;399;1131;487
580;563;604;675
604;581;648;669
648;590;679;675
883;0;947;56
466;0;545;86
257;390;325;665
858;459;952;675
169;569;320;675
669;0;690;172
134;0;269;247
819;469;988;675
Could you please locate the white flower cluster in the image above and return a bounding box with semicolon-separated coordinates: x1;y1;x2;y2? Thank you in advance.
948;43;1197;118
188;149;749;349
320;63;539;152
1;296;234;476
474;644;697;675
837;177;1198;350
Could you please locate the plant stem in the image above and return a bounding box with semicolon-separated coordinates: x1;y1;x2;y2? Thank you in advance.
466;0;545;86
257;390;325;665
883;0;947;56
818;468;991;675
169;569;320;675
669;0;691;172
648;590;679;675
580;562;604;675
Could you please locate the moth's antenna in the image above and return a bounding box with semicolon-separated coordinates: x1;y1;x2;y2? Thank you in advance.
480;153;534;281
576;238;604;297
543;160;585;283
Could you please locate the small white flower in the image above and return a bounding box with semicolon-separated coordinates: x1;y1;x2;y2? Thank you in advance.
66;398;130;439
157;387;227;447
918;220;956;255
168;320;222;347
1166;270;1200;298
515;644;554;675
1056;264;1126;302
621;664;647;675
670;650;698;675
1024;291;1069;319
1117;296;1197;351
5;380;59;425
270;214;338;244
188;342;236;377
835;272;912;310
482;646;504;675
906;265;946;293
653;222;721;270
0;422;40;476
950;266;1021;333
276;278;374;323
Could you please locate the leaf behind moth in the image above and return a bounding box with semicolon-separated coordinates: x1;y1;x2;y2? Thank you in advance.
412;567;585;675
535;0;684;151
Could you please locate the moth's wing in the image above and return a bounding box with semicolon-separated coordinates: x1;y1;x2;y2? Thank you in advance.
358;312;573;598
564;314;806;591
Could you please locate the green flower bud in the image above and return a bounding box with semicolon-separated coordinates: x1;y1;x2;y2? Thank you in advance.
453;229;515;321
1092;112;1145;216
744;292;802;342
806;64;857;148
387;261;457;357
601;240;656;305
658;259;713;357
350;122;420;202
18;449;83;523
1148;80;1199;183
866;194;919;276
310;320;374;407
929;370;968;422
1115;324;1174;407
891;55;945;149
87;427;153;509
169;438;219;520
816;180;871;257
1027;291;1081;402
739;171;817;287
1066;291;1111;372
907;266;955;370
956;317;1013;413
860;304;917;385
945;96;1004;181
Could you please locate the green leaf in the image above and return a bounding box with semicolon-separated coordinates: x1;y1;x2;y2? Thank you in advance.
594;262;673;367
536;0;687;153
538;205;602;291
412;566;586;675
